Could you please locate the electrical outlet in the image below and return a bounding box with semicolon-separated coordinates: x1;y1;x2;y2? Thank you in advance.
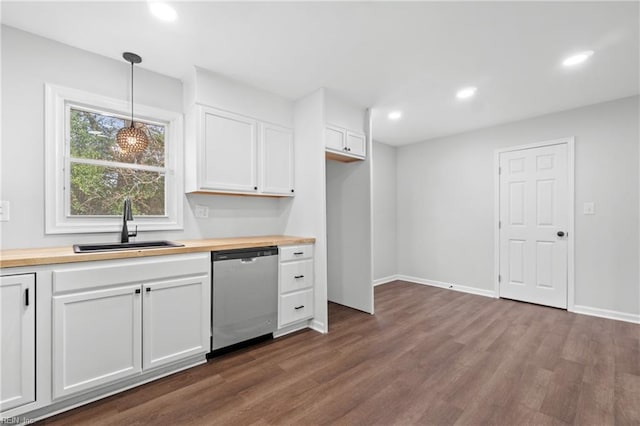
583;202;595;215
0;201;9;222
194;204;209;218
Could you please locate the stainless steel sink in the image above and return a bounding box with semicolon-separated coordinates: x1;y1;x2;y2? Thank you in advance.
73;240;184;253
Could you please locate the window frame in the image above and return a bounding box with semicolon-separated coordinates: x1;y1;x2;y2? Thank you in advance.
45;83;184;234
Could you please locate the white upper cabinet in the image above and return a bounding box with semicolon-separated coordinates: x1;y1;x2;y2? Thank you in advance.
325;125;345;152
323;91;368;161
200;107;258;193
0;274;35;412
187;105;294;197
260;123;295;195
324;124;366;160
346;131;366;158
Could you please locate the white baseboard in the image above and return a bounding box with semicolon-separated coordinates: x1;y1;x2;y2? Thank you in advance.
373;275;400;286
396;275;497;298
572;305;640;324
374;274;639;325
309;318;327;334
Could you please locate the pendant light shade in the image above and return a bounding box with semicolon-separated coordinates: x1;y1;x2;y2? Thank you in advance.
116;52;148;153
116;125;149;152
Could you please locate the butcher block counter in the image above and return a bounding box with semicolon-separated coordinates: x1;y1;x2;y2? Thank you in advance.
0;235;315;268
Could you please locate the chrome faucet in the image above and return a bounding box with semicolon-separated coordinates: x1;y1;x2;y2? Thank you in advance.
120;197;137;243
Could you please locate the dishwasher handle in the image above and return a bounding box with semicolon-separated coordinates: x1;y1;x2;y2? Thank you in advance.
213;246;278;261
240;258;258;263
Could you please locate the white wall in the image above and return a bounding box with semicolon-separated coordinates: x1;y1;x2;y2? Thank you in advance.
372;141;397;282
0;26;288;249
284;89;328;332
396;95;640;317
325;91;366;132
187;67;293;127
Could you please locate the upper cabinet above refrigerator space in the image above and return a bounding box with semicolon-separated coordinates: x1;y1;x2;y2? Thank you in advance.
323;92;368;163
325;124;366;162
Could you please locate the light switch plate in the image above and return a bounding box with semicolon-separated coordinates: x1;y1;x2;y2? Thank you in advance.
0;201;9;222
194;204;209;218
583;202;595;215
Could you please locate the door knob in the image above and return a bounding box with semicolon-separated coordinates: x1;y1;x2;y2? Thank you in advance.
557;231;565;237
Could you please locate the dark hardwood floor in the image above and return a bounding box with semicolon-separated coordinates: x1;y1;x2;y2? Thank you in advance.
40;281;640;425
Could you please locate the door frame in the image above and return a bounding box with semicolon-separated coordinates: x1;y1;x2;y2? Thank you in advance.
493;137;575;311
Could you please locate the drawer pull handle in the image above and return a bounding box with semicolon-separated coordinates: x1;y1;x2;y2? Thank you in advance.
293;252;304;255
146;287;151;292
294;275;305;279
294;305;305;310
135;289;141;294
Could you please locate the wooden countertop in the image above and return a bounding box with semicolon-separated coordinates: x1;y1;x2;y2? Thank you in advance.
0;235;315;269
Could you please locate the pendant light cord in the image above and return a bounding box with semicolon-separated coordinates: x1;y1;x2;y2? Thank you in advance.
130;60;134;127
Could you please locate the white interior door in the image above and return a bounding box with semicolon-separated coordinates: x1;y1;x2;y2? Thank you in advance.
499;142;569;308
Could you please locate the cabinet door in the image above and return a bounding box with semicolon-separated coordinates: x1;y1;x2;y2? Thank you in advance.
143;275;209;370
201;107;258;193
0;275;35;412
260;123;294;195
346;131;366;158
325;125;346;152
53;285;142;399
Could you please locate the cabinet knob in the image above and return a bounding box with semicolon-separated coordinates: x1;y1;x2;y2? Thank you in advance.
291;189;294;193
146;287;151;292
135;288;141;294
254;186;258;190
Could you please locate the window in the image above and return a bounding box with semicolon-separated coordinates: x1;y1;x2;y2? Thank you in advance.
46;84;183;234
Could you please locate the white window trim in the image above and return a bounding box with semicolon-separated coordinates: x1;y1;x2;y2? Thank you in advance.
45;83;184;234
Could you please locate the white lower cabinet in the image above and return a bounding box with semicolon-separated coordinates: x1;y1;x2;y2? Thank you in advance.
278;245;314;328
0;274;35;412
143;276;209;370
51;254;210;400
53;285;142;399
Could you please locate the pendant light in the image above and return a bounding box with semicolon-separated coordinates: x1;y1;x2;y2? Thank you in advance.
116;52;148;153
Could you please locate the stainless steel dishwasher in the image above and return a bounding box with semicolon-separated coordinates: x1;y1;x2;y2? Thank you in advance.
211;246;278;353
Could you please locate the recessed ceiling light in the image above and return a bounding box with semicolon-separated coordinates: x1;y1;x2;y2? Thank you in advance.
388;111;402;120
562;50;594;67
456;86;477;100
148;2;177;22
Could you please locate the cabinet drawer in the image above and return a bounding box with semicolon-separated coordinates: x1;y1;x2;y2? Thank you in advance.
280;260;313;293
279;289;313;327
280;245;313;262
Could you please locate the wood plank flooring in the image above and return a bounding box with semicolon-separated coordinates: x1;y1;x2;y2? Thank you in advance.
40;281;640;425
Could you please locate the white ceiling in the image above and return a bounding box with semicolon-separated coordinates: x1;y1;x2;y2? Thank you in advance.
2;1;638;146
